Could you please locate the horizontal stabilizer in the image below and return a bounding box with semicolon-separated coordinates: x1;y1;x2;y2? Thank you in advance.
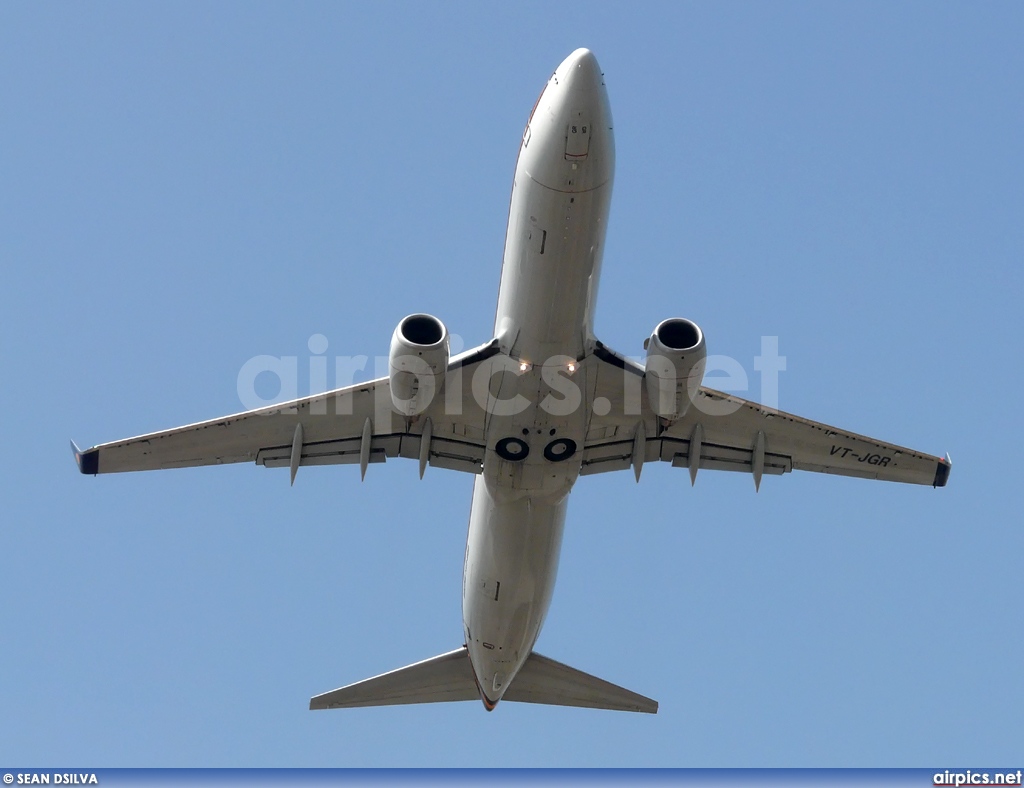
310;647;657;713
309;647;478;709
506;651;658;713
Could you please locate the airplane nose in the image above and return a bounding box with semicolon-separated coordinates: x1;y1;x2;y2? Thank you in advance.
519;48;614;192
557;48;604;95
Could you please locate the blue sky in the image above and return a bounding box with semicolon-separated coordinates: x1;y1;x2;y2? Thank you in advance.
2;1;1022;768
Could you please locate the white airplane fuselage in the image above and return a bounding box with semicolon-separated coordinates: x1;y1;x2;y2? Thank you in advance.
462;49;614;709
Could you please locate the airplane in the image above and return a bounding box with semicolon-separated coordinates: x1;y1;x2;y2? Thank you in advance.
72;48;951;714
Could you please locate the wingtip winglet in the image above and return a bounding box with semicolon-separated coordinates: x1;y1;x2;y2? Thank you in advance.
71;440;99;475
933;453;951;488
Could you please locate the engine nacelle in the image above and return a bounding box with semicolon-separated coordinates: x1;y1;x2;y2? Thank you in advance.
389;313;450;416
644;318;706;419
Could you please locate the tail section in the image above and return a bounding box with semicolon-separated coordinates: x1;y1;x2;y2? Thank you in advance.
309;647;478;709
504;651;658;713
309;647;657;714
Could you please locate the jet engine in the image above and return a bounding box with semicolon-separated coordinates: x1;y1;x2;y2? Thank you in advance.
388;314;450;416
644;318;706;419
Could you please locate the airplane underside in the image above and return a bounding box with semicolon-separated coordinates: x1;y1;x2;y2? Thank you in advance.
72;48;950;715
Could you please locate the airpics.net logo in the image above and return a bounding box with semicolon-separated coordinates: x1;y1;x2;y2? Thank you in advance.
934;771;1023;786
233;333;788;419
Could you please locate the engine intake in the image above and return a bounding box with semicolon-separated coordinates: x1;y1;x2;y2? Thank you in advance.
389;314;449;416
644;317;706;419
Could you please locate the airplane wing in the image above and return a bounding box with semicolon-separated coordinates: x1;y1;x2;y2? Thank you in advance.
72;340;501;479
581;342;951;488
